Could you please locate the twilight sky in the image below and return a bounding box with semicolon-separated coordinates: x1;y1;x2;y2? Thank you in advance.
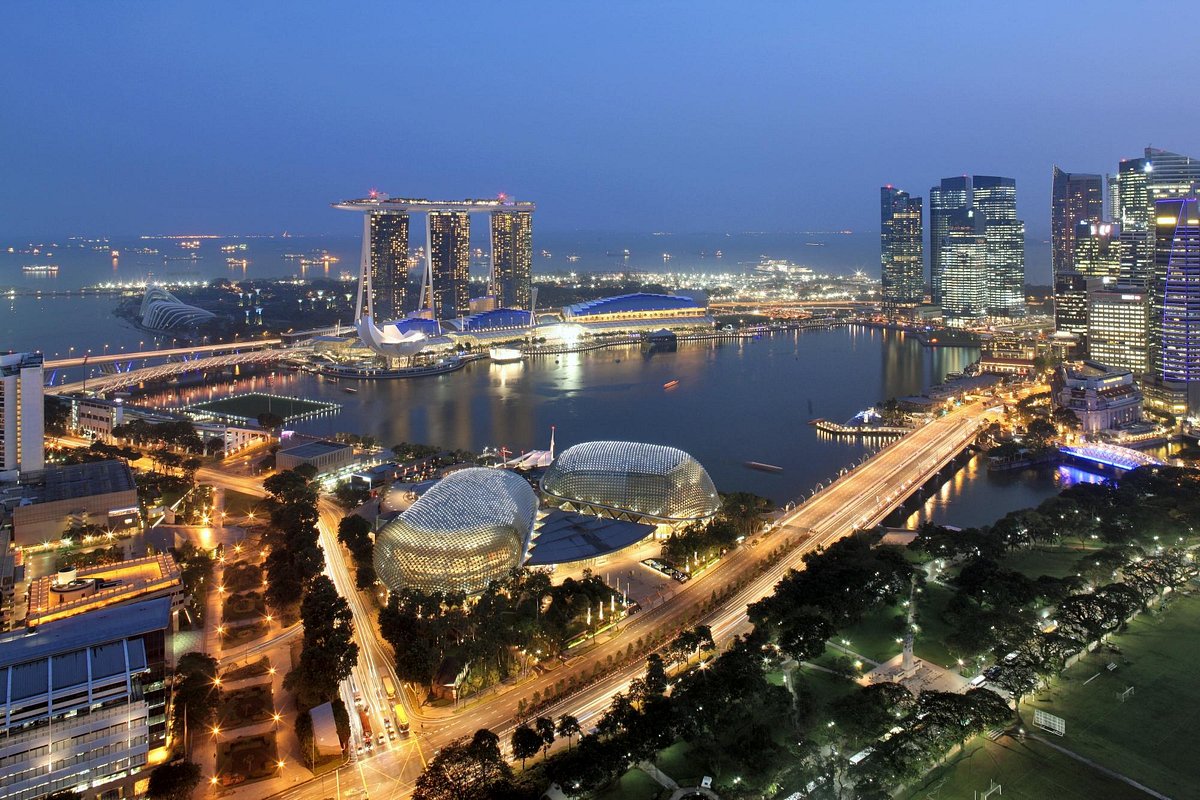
1;1;1197;239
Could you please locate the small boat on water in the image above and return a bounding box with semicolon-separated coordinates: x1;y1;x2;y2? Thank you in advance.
489;347;523;364
22;264;58;274
744;461;784;473
343;387;358;394
663;380;679;390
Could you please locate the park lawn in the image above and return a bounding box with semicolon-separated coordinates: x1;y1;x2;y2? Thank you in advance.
999;545;1093;580
1016;591;1200;800
824;583;962;669
902;735;1150;800
654;740;711;787
594;767;661;800
912;582;960;669
830;602;905;664
794;665;859;704
223;488;267;517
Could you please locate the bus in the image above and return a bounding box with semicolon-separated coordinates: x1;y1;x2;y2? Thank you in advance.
393;703;410;735
382;676;397;702
357;707;373;745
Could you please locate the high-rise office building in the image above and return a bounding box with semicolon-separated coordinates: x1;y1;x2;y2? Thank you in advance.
972;176;1026;317
880;186;924;307
1115;156;1151;231
427;211;471;321
1;352;44;475
929;176;971;307
931;175;1025;319
490;210;534;310
1051;167;1104;282
939;208;988;320
1073;221;1122;281
368;212;410;321
1150;197;1200;414
1054;272;1093;338
1088;286;1149;375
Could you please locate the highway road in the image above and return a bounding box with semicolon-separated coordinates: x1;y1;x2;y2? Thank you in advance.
45;338;284;368
196;399;995;799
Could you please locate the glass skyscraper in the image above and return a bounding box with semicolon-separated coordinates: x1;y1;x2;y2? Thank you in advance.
1051;167;1103;282
368;212;409;321
490;210;534;310
427;211;471;321
929;176;970;308
972;175;1026;317
880;186;924;307
939;207;988;320
1151;197;1200;413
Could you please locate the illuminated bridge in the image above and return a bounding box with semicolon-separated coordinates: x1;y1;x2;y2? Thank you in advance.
50;348;300;395
1059;443;1165;472
44;339;283;369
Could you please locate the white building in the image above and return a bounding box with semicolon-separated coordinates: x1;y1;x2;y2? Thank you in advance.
1058;361;1143;433
0;353;44;477
1088;287;1149;375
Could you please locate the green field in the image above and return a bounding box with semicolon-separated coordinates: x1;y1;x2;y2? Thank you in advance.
999;546;1094;580
223;488;267;517
188;392;337;423
594;767;661;800
903;735;1152;800
1016;592;1200;799
818;582;963;670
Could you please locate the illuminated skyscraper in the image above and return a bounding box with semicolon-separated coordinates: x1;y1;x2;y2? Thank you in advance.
1051;167;1103;282
1150;197;1200;413
368;212;409;321
939;207;988;320
427;211;471;321
1088;286;1149;375
1054;272;1092;338
880;186;924;307
929;176;971;307
1073;221;1122;281
972;175;1026;317
491;210;533;310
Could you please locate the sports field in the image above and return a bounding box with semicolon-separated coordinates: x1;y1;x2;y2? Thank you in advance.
1018;591;1200;800
188;392;337;423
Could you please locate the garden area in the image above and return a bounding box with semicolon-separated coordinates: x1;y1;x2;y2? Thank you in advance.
223;591;268;623
223;560;264;593
219;683;276;729
216;733;280;786
220;621;269;646
222;656;272;682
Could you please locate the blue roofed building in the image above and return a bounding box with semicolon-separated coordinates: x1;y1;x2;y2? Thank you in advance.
453;307;534;332
0;596;173;800
558;292;712;333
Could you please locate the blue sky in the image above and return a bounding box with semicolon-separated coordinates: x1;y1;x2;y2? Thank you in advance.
1;1;1196;237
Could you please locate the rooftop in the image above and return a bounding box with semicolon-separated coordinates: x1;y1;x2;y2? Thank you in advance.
334;195;536;213
26;554;181;627
279;440;353;459
0;596;171;671
26;459;136;503
526;510;654;566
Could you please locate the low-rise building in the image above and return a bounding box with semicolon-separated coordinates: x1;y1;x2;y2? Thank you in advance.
71;397;126;441
25;554;183;627
1057;361;1143;433
276;439;354;474
5;460;139;548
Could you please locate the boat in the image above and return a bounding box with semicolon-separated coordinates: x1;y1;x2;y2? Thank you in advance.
744;461;784;473
663;380;679;390
22;264;59;274
343;387;358;394
489;347;523;364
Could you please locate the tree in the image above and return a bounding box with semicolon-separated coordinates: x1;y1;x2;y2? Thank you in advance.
1024;417;1058;451
778;614;834;662
556;714;581;751
286;575;359;707
830;682;915;747
172;653;220;748
511;724;542;769
414;729;513;800
44;395;71;436
534;716;556;758
147;760;202;800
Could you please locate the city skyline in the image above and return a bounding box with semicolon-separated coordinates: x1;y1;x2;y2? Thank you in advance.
2;2;1198;239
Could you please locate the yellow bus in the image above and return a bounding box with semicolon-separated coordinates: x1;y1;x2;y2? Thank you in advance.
382;675;397;701
393;703;410;734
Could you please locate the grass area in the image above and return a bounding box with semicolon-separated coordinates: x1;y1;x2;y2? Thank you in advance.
997;545;1099;580
222;657;271;682
793;664;859;704
1016;591;1200;799
594;767;661;800
223;489;267;518
219;684;275;728
912;582;960;669
902;735;1151;800
216;733;279;785
189;392;337;423
655;740;710;786
831;603;906;664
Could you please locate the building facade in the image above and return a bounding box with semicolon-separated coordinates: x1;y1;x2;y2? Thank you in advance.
938;207;988;320
368;211;410;322
1;353;44;476
929;176;971;307
1088;286;1149;375
1051;167;1104;282
0;597;172;800
427;211;471;322
880;186;924;307
1054;272;1093;338
9;460;140;547
1150;197;1200;414
490;210;533;310
972;175;1026;317
1057;362;1143;433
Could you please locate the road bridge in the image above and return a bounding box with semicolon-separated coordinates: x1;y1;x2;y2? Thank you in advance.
45;338;283;369
50;349;295;395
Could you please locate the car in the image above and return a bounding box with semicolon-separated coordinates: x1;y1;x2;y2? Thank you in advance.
387;728;396;740
376;733;385;747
